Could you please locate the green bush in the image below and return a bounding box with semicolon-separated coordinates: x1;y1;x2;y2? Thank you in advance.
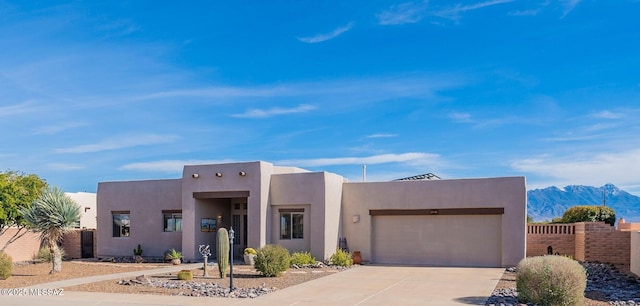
329;249;352;267
177;269;193;280
290;251;316;266
0;251;12;280
254;244;291;277
561;205;616;226
35;246;65;262
516;255;587;306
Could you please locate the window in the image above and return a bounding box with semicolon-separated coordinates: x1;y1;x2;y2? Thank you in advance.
280;209;304;240
112;211;130;237
163;211;182;232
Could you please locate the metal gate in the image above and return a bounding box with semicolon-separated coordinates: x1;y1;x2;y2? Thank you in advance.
81;230;94;258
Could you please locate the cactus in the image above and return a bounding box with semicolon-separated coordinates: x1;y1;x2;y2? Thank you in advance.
133;244;143;256
217;228;230;278
177;269;193;280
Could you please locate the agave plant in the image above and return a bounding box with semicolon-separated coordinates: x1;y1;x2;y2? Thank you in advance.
21;187;80;274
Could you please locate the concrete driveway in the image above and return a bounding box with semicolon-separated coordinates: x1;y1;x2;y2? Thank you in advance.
0;265;504;306
251;265;504;306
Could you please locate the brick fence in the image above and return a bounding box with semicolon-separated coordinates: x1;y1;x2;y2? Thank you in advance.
527;221;631;271
62;229;96;259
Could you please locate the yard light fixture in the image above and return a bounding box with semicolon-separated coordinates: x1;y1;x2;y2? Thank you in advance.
229;227;235;291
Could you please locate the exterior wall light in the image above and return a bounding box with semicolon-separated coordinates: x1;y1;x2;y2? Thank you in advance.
192;173;200;178
215;172;223;177
239;171;246;176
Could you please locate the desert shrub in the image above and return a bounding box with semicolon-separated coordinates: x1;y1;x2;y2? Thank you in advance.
35;246;65;262
290;251;316;266
329;249;352;267
254;244;290;277
516;255;587;306
561;205;616;226
177;269;193;280
0;251;12;280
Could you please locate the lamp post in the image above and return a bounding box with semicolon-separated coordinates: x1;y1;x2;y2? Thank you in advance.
229;227;234;291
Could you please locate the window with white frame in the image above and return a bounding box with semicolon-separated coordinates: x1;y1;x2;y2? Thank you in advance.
112;211;130;237
163;211;182;232
280;209;304;240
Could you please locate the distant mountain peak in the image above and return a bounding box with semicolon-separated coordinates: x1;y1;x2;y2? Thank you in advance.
527;183;640;222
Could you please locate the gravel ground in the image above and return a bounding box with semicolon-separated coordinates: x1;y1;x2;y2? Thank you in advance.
486;263;640;306
0;260;345;298
66;264;344;297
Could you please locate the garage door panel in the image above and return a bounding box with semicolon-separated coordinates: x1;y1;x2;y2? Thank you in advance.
372;215;501;267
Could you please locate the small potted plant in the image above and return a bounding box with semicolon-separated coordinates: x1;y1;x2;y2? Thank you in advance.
167;248;182;265
243;247;257;266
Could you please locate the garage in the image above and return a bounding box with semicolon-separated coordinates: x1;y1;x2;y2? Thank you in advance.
371;208;503;267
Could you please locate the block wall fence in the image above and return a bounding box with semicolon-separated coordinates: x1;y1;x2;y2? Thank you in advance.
0;228;41;262
527;221;632;271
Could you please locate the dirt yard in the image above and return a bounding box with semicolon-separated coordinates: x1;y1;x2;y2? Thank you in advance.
0;260;344;296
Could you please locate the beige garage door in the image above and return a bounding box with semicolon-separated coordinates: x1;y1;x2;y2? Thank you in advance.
372;215;502;267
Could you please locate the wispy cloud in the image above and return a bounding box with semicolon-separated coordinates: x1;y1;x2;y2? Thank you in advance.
0;101;43;117
509;8;543;16
591;110;623;119
232;104;316;118
278;152;440;167
134;75;464;108
47;163;85;170
32;121;88;135
297;22;354;43
366;133;398;138
55;134;179;154
120;159;235;172
511;149;640;189
448;112;473;123
435;0;514;20
377;1;428;25
448;111;533;128
97;19;140;38
560;0;581;18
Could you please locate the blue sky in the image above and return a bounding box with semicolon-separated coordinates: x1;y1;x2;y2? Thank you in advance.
1;1;639;195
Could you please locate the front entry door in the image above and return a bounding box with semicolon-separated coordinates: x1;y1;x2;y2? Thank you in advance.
231;201;247;259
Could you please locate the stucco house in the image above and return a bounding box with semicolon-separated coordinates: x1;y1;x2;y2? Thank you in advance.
97;161;526;267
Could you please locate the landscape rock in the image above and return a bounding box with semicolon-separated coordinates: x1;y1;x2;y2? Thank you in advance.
485;262;640;305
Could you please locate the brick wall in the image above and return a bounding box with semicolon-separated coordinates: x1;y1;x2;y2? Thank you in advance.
62;230;81;259
527;222;632;271
578;222;631;270
526;224;575;257
0;228;41;262
62;229;96;259
632;232;640;277
618;219;640;231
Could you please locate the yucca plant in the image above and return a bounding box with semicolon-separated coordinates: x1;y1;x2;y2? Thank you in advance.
21;187;81;274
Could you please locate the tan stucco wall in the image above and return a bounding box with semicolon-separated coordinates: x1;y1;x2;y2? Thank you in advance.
630;231;640;277
66;192;97;229
341;176;527;267
97;179;182;258
269;172;344;261
181;161;273;261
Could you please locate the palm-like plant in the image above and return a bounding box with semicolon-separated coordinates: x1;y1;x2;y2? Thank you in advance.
21;187;80;274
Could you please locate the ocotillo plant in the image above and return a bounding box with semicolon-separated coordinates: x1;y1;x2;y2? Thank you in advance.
216;228;230;278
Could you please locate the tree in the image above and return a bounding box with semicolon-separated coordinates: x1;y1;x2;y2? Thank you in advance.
561;205;616;226
21;187;80;274
0;171;48;251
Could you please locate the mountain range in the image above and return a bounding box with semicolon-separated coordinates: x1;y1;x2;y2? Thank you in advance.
527;183;640;222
